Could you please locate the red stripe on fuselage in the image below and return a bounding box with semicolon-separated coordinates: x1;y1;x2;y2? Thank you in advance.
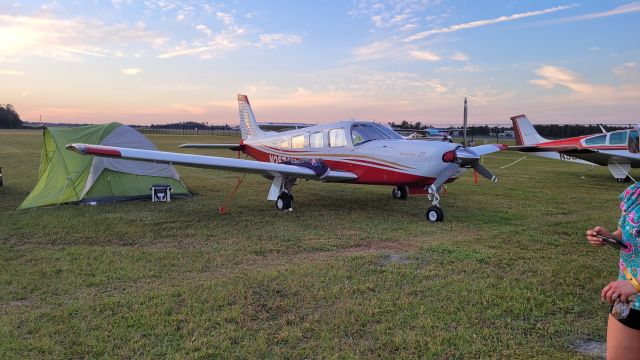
242;144;440;186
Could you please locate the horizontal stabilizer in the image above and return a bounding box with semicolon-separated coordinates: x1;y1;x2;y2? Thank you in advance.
179;143;242;151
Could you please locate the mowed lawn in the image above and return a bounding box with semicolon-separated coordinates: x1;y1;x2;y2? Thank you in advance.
0;129;626;358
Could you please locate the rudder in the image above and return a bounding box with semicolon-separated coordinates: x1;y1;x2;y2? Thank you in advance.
511;114;547;146
237;94;264;140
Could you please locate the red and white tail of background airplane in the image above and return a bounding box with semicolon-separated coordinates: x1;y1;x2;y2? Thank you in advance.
66;94;506;222
511;115;640;181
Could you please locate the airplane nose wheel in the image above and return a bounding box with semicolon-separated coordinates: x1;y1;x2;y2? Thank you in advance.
426;206;444;222
275;192;293;211
426;185;444;222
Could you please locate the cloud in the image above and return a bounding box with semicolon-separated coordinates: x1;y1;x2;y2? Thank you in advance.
404;4;577;42
121;68;141;75
0;14;167;61
0;69;27;76
528;65;606;94
613;62;639;78
407;50;441;61
216;12;233;26
157;46;214;59
350;0;437;31
258;33;302;49
549;2;640;23
450;52;469;61
157;18;248;59
158;12;301;59
61;47;106;57
351;41;395;61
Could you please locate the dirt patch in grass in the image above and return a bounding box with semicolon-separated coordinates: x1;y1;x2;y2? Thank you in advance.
2;296;36;310
334;239;419;255
571;339;605;359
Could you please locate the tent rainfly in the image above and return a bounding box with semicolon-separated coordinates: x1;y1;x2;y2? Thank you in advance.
19;123;190;209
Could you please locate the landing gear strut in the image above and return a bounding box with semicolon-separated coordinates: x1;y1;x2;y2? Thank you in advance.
426;185;444;222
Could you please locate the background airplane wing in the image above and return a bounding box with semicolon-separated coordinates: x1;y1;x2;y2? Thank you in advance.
596;150;640;166
66;144;358;182
509;145;589;153
179;143;242;150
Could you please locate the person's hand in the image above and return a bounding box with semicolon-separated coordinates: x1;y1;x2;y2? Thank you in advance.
586;226;612;247
602;280;638;304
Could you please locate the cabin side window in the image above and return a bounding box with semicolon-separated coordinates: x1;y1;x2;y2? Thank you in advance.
280;138;290;149
291;135;305;149
309;132;323;148
584;134;606;146
328;128;347;147
609;131;628;145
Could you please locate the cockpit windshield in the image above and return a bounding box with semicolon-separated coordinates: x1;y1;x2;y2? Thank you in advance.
351;122;402;145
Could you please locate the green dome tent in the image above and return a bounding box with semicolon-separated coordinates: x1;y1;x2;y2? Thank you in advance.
19;123;190;209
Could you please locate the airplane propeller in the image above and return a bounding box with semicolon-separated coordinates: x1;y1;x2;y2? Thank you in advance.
428;98;497;195
428;146;497;194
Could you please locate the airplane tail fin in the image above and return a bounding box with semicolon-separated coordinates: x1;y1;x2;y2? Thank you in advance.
237;94;265;140
511;114;548;146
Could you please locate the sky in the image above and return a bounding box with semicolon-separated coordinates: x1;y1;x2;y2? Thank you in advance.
0;0;639;126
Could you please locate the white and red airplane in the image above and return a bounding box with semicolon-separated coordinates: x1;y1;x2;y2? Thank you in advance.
511;115;640;181
66;95;506;222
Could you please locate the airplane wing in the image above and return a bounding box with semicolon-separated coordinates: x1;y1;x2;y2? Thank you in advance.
179;143;243;150
66;144;358;182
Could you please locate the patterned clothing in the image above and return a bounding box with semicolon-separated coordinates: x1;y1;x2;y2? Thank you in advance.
618;183;640;310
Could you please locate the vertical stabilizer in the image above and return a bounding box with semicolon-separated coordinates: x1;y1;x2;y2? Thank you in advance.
237;94;265;140
511;115;548;146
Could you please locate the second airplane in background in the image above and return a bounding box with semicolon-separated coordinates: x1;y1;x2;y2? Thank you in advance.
511;115;640;181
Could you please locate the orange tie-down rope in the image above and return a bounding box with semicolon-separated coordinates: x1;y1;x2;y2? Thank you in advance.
218;150;247;215
218;174;246;215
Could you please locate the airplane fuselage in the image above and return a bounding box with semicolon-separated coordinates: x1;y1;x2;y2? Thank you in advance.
240;120;464;192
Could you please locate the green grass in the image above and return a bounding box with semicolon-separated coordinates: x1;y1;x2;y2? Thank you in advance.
0;129;624;358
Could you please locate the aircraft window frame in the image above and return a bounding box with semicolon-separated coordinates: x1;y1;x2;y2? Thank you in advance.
609;131;628;145
629;131;640;153
280;138;290;149
309;132;323;148
584;134;607;146
328;128;347;147
351;122;398;146
291;134;305;149
373;123;403;139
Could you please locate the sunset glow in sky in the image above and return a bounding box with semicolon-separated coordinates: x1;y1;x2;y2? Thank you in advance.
1;1;639;125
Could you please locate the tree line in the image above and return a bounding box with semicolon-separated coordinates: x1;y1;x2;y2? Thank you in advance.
0;104;23;129
149;121;232;130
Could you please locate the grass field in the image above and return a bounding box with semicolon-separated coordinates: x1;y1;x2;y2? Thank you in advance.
0;129;627;358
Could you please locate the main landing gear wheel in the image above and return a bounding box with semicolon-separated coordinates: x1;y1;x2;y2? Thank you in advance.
426;206;444;223
275;192;293;211
391;185;408;199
